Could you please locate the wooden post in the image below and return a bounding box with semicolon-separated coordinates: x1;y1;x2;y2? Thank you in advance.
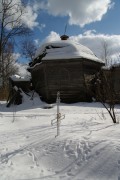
56;91;61;136
51;91;65;137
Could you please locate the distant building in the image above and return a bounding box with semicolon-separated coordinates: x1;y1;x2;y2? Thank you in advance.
28;36;104;103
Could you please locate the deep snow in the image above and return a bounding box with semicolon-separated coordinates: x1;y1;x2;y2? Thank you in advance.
0;92;120;180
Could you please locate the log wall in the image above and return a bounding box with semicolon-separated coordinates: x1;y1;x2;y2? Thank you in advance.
31;58;103;103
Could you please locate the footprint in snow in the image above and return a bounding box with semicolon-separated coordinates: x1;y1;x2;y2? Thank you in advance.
116;147;120;151
28;152;32;157
30;166;34;169
7;160;13;166
67;171;74;177
95;151;100;156
59;175;66;179
118;160;120;165
28;151;39;167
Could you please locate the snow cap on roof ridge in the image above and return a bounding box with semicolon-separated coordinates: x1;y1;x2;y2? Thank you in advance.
34;39;104;64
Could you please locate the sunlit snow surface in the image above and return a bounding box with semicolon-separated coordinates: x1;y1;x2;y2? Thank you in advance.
0;92;120;180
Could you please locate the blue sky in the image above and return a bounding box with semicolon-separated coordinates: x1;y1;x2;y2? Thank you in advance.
4;0;120;71
31;0;120;42
17;0;118;64
83;0;120;35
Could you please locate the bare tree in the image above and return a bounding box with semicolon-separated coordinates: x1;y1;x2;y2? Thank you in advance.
100;39;110;66
95;70;117;123
3;42;19;84
21;40;37;61
0;41;19;99
0;0;31;88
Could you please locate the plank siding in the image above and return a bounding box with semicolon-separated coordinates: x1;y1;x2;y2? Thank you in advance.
30;58;104;103
102;67;120;102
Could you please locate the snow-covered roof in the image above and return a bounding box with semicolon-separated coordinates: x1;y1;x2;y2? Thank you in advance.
35;40;104;63
10;74;30;81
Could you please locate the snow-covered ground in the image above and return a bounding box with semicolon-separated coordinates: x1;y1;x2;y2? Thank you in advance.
0;92;120;180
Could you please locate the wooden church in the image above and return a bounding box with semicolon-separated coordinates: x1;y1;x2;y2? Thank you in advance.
28;35;104;103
